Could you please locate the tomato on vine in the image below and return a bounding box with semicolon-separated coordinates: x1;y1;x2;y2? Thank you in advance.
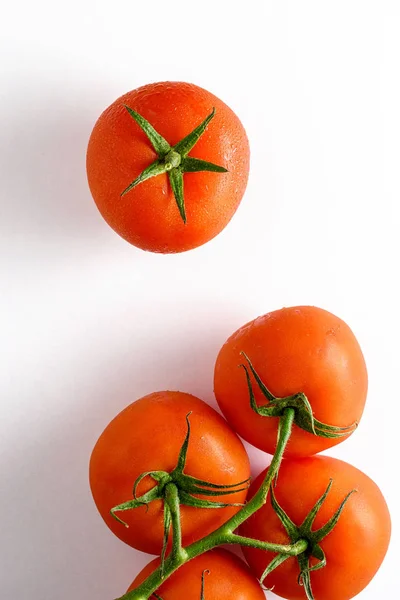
214;305;368;457
98;388;390;600
86;81;249;253
89;391;250;555
240;456;391;600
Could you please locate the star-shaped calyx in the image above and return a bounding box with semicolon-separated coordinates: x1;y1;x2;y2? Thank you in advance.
240;352;358;439
121;106;228;223
110;413;249;572
260;481;356;600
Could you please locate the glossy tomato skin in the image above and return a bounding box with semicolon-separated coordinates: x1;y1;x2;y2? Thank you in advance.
89;391;250;554
241;456;391;600
214;306;368;457
86;81;250;253
128;549;266;599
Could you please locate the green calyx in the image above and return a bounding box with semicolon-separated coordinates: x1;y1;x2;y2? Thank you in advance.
240;352;358;439
121;105;228;224
260;480;356;600
110;413;250;572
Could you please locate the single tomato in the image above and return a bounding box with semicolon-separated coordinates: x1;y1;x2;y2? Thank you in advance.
89;391;250;554
128;549;266;599
86;81;249;253
240;456;391;600
214;306;368;457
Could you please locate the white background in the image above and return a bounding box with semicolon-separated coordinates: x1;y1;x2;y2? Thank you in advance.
1;1;399;599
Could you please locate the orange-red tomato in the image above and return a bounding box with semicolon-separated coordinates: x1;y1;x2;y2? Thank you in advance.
214;306;368;457
86;81;249;253
241;456;391;600
128;549;266;599
89;391;250;554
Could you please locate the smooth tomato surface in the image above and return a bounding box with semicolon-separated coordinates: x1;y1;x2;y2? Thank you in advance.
214;306;368;456
86;81;250;253
241;456;391;600
89;391;250;554
128;549;266;599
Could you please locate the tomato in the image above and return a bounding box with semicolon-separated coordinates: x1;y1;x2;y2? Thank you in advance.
128;549;266;599
240;456;391;600
86;81;249;253
89;391;250;554
214;306;368;457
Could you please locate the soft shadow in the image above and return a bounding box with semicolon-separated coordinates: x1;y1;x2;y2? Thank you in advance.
0;321;240;599
0;85;107;241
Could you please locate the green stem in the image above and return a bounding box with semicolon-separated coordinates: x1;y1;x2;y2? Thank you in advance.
116;409;297;600
224;407;295;531
164;484;187;565
226;534;307;556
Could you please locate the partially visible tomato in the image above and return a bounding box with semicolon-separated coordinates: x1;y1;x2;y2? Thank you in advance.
89;391;250;554
214;306;368;457
241;456;391;600
128;549;266;599
86;81;249;253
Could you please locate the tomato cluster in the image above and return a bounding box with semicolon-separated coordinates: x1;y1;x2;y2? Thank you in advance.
87;83;391;600
89;305;390;600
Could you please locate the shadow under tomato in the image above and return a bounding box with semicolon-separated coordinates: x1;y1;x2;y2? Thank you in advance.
0;83;109;244
0;311;250;599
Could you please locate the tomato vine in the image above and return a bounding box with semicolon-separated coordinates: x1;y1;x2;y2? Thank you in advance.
113;382;356;600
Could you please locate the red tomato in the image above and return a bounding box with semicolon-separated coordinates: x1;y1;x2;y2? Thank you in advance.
241;456;391;600
214;306;368;457
89;391;250;554
128;549;266;599
86;81;249;253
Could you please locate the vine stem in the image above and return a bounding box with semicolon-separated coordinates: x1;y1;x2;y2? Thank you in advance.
164;484;186;564
115;408;297;600
226;535;307;555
